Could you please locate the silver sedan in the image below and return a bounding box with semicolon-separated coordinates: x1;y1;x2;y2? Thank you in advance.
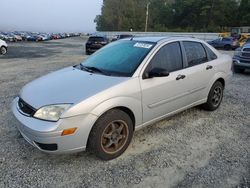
12;37;232;160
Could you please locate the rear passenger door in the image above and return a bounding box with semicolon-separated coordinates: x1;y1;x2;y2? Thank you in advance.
182;41;217;103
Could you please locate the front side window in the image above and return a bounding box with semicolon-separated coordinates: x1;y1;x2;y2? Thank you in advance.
147;42;183;72
183;41;208;67
81;40;155;77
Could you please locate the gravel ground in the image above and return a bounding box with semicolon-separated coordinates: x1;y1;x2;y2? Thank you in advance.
0;37;249;188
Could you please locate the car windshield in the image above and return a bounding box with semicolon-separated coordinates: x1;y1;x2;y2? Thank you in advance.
80;40;155;77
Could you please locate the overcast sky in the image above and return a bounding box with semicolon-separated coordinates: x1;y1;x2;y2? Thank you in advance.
0;0;103;33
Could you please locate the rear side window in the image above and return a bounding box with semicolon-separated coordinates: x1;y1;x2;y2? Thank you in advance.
204;45;217;60
183;41;208;67
148;42;183;72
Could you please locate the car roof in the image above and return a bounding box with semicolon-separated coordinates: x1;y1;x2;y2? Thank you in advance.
124;36;202;43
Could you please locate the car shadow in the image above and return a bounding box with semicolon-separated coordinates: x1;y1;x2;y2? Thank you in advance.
234;70;250;76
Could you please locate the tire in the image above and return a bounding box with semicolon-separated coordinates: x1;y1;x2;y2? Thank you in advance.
234;66;244;73
87;109;134;160
202;81;224;111
0;46;7;55
224;45;231;51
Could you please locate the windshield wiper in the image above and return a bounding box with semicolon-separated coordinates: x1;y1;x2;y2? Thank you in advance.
80;64;110;76
79;64;93;73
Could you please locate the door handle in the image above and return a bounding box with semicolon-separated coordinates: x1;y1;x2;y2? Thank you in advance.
206;65;213;70
176;74;186;80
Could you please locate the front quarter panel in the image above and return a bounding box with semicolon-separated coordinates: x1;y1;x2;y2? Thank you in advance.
61;77;142;126
90;96;142;127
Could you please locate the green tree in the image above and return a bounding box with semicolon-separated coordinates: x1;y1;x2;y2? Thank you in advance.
95;0;245;32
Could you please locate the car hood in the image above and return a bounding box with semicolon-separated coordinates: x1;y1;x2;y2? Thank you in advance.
20;66;129;109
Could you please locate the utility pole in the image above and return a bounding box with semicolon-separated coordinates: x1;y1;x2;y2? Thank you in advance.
145;2;150;32
207;0;215;28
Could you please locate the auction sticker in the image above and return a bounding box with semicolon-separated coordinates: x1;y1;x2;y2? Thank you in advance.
134;43;153;49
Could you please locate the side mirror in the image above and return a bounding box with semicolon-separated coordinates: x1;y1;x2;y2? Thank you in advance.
143;67;169;79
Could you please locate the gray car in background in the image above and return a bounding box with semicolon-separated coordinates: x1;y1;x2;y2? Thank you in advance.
233;43;250;73
12;37;232;160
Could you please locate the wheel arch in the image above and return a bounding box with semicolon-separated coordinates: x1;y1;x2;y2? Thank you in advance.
109;106;135;130
90;97;142;129
203;72;229;98
215;77;225;88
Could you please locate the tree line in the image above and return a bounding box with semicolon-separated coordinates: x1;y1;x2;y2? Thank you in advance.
95;0;250;32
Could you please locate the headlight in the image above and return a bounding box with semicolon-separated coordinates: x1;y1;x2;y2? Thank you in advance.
33;104;71;121
234;48;241;57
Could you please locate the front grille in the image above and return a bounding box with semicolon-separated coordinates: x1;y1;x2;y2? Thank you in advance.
242;52;250;58
18;98;36;116
240;60;250;64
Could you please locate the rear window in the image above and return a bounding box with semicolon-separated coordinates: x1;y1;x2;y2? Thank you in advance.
183;41;208;67
88;37;106;42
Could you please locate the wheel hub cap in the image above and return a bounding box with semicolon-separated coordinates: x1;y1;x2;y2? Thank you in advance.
101;120;129;154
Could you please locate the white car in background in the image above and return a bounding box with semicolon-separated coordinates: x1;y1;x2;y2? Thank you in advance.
0;39;7;55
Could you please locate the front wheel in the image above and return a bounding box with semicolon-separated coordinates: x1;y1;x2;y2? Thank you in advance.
202;81;224;111
0;46;7;55
87;109;134;160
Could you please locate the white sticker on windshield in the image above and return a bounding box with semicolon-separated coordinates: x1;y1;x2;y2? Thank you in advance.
134;43;152;49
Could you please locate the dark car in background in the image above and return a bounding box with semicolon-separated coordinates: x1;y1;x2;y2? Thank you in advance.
233;43;250;73
85;36;109;55
208;37;240;50
111;34;133;42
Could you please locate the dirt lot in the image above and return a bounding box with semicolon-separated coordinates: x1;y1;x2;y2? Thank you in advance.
0;37;249;188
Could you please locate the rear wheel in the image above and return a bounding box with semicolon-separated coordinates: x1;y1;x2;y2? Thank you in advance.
87;109;134;160
202;81;224;111
0;46;7;55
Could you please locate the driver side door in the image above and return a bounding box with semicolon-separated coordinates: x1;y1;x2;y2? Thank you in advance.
140;42;191;123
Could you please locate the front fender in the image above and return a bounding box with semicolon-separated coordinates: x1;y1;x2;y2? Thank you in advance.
90;97;142;127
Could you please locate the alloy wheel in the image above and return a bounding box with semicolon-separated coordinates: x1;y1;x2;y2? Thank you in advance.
211;86;222;106
101;120;129;154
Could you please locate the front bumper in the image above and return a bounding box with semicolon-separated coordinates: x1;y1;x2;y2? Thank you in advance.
233;57;250;69
11;97;98;154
